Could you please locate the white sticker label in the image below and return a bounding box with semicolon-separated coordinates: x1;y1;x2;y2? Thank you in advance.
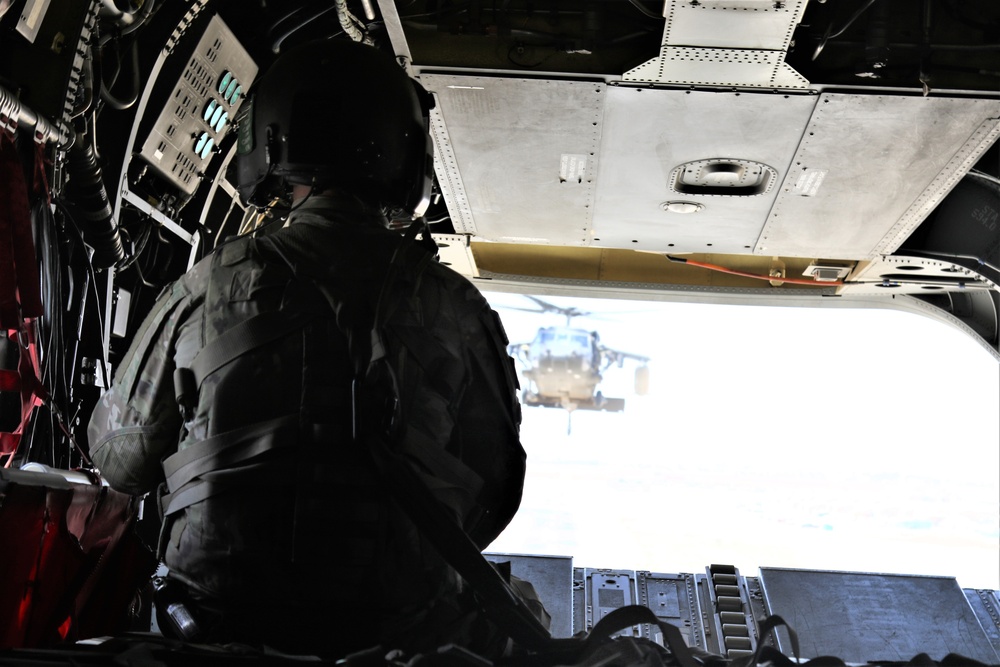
793;168;828;197
17;0;51;43
559;154;588;184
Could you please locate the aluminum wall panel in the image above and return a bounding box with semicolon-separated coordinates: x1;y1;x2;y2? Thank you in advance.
758;94;1000;259
422;75;605;244
593;87;817;253
663;0;807;51
759;567;1000;663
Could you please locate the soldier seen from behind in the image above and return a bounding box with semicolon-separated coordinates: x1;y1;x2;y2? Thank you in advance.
87;38;539;660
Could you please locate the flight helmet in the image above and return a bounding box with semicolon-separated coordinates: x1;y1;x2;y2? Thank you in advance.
235;39;435;218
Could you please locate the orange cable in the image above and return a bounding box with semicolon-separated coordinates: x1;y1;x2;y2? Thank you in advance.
666;256;843;287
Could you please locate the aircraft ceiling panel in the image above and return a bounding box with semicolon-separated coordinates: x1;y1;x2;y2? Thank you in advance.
758;94;1000;260
660;0;807;52
591;87;818;254
843;255;996;296
624;47;810;89
423;75;605;244
624;0;811;88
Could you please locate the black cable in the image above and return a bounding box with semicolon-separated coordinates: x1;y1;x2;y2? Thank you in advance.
969;169;1000;187
625;0;663;20
97;0;158;47
100;36;141;111
34;199;65;465
271;4;340;53
401;2;471;21
132;258;159;289
940;0;1000;33
813;0;879;60
120;0;158;38
224;183;318;249
28;198;97;468
54;199;112;392
116;220;154;272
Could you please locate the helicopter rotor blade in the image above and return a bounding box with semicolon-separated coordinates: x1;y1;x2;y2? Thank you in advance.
501;306;549;314
524;296;592;321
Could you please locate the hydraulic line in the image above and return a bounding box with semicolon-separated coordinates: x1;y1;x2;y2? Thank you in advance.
666;256;844;287
813;0;879;60
336;0;373;45
65;134;125;268
99;38;141;111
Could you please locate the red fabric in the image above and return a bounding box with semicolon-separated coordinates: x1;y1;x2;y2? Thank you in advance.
0;132;47;458
0;476;156;648
0;134;43;325
0;321;47;457
0;368;20;392
0;136;19;328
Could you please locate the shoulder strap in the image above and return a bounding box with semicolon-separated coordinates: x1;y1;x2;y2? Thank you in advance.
358;396;556;652
586;605;701;667
188;310;316;388
260;217;554;652
355;219;557;653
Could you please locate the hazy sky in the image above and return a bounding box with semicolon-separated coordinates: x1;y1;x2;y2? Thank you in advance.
482;291;1000;590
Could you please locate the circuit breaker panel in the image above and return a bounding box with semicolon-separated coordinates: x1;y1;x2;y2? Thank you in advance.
136;14;257;196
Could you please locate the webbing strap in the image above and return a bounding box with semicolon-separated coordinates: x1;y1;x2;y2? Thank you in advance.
162;480;225;517
352;220;559;652
368;220;433;365
584;605;699;667
362;398;555;652
162;414;298;493
730;614;801;667
189;310;315;387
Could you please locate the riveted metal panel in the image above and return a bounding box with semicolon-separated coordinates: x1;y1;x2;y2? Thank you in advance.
428;103;476;234
841;254;995;296
624;0;810;88
663;0;807;52
584;569;638;636
759;568;1000;663
624;47;809;89
484;553;574;639
430;234;479;278
637;571;709;651
592;86;817;253
757;94;1000;259
966;589;1000;656
421;75;605;244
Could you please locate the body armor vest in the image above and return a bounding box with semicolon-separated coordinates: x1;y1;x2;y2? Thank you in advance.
156;215;524;656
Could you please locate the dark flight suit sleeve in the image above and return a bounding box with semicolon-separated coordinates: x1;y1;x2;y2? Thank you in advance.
400;265;526;549
87;274;202;496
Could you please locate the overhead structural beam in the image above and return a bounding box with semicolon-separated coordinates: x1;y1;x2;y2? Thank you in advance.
376;0;412;68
